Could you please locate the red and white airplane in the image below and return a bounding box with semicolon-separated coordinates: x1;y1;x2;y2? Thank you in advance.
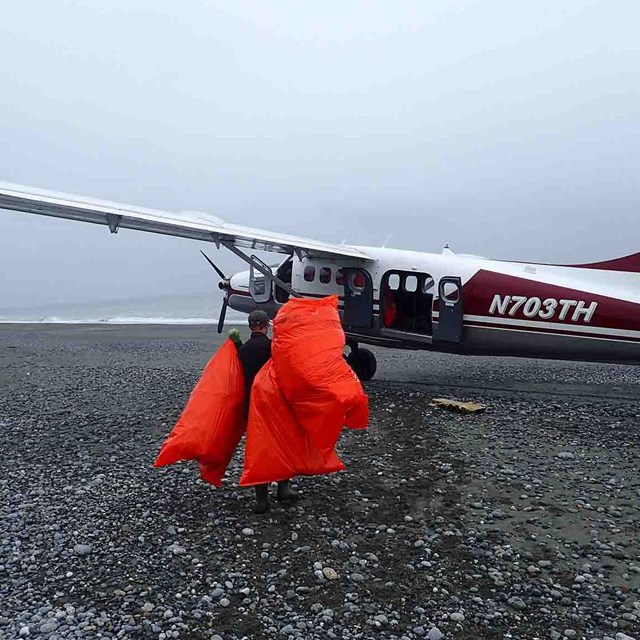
2;181;639;381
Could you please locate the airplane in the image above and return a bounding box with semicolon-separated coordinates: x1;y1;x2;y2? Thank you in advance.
2;180;640;382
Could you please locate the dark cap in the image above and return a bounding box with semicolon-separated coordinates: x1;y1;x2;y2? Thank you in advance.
248;310;269;327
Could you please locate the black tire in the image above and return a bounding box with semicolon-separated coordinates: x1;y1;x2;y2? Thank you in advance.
347;347;377;381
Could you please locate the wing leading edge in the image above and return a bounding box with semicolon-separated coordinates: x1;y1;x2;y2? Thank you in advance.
0;181;371;261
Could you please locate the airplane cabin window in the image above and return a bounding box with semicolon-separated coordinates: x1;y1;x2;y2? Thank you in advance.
388;274;400;290
304;266;316;282
443;281;460;302
423;276;435;295
336;269;345;285
405;275;418;293
320;267;331;284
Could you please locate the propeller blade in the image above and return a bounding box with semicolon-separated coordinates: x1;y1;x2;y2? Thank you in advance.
200;250;227;281
217;298;228;334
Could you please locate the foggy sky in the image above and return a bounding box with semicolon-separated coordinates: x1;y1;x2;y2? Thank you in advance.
1;0;639;308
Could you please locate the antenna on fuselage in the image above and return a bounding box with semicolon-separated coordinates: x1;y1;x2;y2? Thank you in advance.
382;232;393;248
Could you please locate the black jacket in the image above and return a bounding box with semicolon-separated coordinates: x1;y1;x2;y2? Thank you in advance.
237;332;272;399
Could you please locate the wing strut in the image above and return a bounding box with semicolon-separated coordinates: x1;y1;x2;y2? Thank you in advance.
222;242;302;299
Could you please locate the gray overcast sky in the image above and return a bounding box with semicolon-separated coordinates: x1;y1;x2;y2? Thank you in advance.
1;0;639;308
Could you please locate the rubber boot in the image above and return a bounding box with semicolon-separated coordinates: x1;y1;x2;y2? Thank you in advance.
276;480;299;502
254;484;269;514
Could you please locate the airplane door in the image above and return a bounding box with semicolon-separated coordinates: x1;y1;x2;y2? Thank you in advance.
249;255;273;304
434;276;463;343
342;268;373;328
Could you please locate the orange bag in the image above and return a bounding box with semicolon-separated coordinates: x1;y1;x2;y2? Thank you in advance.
270;296;369;456
154;339;246;487
240;296;369;486
239;361;346;486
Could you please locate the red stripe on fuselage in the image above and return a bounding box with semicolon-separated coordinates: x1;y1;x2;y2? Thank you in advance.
462;270;640;333
496;251;640;274
228;290;355;311
568;251;640;274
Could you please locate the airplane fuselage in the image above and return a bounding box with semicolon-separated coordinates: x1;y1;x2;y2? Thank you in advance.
227;245;640;368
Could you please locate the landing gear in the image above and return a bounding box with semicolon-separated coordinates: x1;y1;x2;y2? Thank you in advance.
346;342;377;381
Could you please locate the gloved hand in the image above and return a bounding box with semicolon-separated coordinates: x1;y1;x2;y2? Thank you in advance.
228;327;242;347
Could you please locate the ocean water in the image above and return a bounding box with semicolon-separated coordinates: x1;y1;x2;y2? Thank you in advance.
0;292;245;325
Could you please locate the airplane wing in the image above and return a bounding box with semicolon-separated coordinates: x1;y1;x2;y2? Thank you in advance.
0;181;371;260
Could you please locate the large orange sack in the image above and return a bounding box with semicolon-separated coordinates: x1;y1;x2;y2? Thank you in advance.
240;296;369;485
154;339;246;487
271;296;369;456
239;361;346;486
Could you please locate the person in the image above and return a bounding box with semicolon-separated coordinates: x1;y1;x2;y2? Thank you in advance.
383;283;399;328
236;309;299;513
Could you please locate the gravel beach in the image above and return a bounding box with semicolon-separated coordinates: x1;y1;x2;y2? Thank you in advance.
1;324;639;640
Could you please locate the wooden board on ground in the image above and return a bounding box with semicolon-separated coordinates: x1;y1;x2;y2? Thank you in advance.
430;398;486;414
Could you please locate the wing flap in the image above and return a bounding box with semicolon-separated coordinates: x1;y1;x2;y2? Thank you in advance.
0;182;371;260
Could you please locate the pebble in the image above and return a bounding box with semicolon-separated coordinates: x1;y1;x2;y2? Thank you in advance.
73;544;92;556
4;331;640;640
510;598;527;610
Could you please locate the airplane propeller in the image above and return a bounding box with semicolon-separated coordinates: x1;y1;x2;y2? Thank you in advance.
217;298;228;334
200;250;230;334
200;249;227;280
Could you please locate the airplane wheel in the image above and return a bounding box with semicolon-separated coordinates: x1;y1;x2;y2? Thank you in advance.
347;348;377;381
